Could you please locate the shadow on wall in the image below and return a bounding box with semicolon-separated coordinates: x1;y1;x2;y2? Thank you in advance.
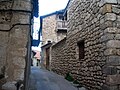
0;66;6;89
0;66;5;79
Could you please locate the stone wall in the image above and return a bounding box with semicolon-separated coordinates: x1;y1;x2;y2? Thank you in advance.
51;38;68;76
42;14;67;46
41;14;67;69
42;15;58;46
0;32;8;76
57;31;67;42
51;0;120;90
0;0;32;90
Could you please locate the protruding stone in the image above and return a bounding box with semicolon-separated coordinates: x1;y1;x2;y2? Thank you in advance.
107;56;120;65
104;28;120;34
102;4;112;14
103;66;117;75
104;49;117;55
104;0;117;4
2;82;16;90
101;34;114;42
112;5;120;14
105;13;116;21
115;34;120;40
100;0;117;7
107;40;120;48
106;75;120;85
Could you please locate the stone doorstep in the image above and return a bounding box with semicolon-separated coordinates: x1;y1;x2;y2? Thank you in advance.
2;81;16;90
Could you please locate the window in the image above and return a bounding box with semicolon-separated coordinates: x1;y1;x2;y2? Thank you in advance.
57;15;64;21
77;40;85;59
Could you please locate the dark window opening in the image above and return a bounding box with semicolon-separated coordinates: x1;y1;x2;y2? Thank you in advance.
57;14;64;21
58;15;64;20
46;47;50;69
77;40;85;59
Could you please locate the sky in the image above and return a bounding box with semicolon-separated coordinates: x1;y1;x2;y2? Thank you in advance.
32;0;69;51
39;0;69;16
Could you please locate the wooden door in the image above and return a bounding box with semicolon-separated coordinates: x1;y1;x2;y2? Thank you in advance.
46;47;50;69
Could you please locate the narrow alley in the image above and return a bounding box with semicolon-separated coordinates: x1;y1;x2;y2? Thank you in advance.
1;0;120;90
29;66;86;90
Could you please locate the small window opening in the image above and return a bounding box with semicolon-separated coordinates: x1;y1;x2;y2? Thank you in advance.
77;40;85;59
57;15;64;20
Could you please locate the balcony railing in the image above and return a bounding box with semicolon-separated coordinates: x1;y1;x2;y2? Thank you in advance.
57;20;67;31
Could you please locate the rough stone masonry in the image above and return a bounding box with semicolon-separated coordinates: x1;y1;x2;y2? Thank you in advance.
0;0;32;90
51;0;120;90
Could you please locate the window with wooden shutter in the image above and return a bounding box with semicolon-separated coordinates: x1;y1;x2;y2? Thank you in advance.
77;40;85;59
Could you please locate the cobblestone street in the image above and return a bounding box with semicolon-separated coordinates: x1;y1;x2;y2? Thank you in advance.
29;66;86;90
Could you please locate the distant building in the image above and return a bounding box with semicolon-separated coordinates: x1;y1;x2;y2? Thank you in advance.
32;50;41;66
34;50;41;60
40;10;67;69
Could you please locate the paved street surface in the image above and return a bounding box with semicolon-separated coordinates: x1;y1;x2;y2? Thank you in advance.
29;66;84;90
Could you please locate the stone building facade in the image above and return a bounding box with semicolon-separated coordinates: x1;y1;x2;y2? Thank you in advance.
41;10;67;69
41;10;67;46
51;38;67;74
41;14;58;45
51;0;120;90
0;0;34;90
